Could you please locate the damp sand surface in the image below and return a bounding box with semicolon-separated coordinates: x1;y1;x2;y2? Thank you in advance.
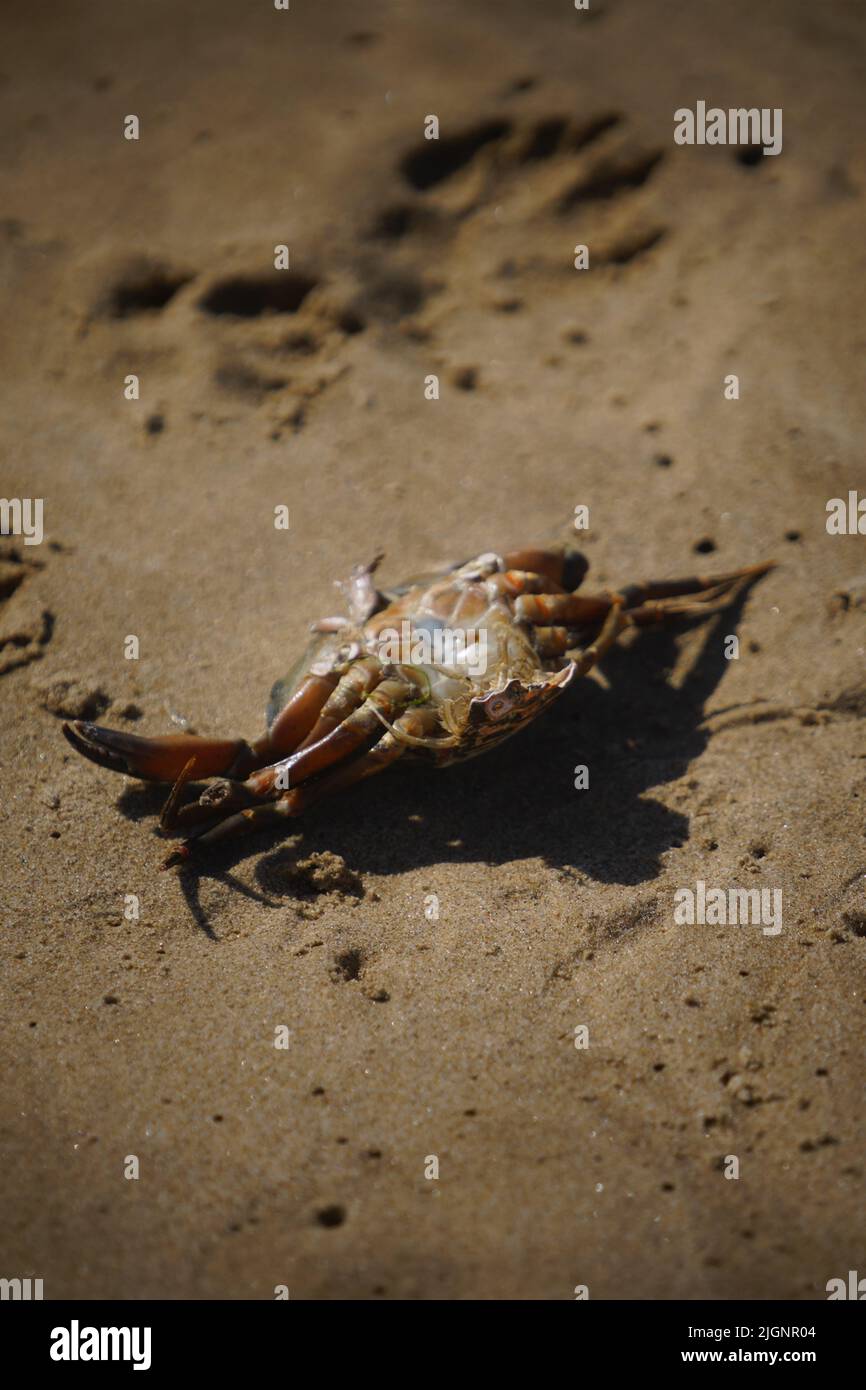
1;0;865;1298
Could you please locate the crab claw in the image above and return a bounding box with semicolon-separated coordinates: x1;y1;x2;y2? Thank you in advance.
61;721;254;782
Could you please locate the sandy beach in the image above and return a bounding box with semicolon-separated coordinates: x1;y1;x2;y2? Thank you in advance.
1;0;865;1299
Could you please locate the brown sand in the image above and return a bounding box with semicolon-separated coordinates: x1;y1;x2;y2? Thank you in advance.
1;0;865;1300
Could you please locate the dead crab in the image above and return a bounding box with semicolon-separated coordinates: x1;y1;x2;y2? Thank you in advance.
63;544;772;867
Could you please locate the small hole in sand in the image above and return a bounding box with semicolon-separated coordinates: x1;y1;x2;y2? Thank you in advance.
316;1204;346;1228
454;366;478;391
333;948;363;982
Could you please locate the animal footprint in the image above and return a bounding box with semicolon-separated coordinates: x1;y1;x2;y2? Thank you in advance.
0;542;52;676
371;108;669;286
92;252;369;431
86;105;673;439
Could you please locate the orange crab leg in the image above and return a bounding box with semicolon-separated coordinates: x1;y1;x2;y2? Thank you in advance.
294;656;383;752
502;545;589;590
515;592;615;625
250;673;419;792
163;707;439;866
625;584;766;626
570;599;628;676
250;670;339;761
518;561;775;634
489;570;564;599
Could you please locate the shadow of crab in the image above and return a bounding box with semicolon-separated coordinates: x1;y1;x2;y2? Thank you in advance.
112;593;752;934
271;625;694;889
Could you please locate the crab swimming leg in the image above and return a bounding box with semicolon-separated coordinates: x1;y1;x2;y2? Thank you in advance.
163;707;439;867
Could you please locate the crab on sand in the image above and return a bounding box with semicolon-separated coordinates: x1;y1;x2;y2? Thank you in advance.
63;543;772;867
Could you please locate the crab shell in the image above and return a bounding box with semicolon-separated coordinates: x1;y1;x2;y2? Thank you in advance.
454;664;577;762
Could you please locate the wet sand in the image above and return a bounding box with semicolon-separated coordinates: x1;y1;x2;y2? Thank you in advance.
1;0;865;1298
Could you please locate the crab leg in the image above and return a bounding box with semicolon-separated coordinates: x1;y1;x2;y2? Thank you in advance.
163;708;439;866
617;562;775;627
162;802;295;866
253;672;420;791
163;668;421;834
502;546;589;591
625;582;764;626
294;655;383;752
518;561;774;634
250;670;339;761
156;668;343;832
515;592;615;625
618;561;774;609
158;666;415;833
569;599;628;676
